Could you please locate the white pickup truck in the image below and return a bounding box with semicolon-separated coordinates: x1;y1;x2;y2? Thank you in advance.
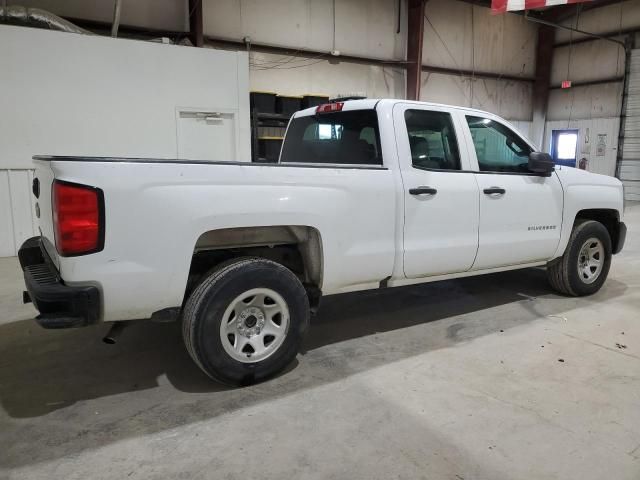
20;99;626;385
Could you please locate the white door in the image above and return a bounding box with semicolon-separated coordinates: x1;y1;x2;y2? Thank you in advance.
462;115;563;270
393;104;479;278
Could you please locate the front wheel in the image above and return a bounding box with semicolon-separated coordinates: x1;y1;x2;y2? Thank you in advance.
182;258;310;385
547;219;612;296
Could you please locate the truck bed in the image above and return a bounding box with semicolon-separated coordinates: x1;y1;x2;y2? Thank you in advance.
32;155;398;321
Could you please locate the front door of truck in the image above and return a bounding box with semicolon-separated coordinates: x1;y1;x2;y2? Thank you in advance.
393;104;480;278
461;115;563;270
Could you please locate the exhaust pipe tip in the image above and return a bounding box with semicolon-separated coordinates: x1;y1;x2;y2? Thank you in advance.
103;321;127;345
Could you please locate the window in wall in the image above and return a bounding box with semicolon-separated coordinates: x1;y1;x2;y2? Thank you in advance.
551;129;578;167
466;116;533;173
404;110;461;170
281;110;382;165
557;133;578;159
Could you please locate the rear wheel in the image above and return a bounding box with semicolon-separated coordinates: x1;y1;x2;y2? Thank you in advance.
547;219;612;296
182;258;310;385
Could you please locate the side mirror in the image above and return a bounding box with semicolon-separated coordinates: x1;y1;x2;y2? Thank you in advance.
528;152;554;175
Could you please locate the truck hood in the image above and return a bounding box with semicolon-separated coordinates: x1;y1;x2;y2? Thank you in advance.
554;165;625;220
554;165;622;189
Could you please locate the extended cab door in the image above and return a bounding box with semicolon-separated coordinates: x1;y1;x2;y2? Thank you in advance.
393;104;479;278
461;115;563;270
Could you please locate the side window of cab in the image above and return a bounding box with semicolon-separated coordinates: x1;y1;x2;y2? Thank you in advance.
466;116;532;173
405;110;461;171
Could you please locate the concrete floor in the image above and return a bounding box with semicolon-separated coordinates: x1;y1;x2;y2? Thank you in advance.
1;205;639;480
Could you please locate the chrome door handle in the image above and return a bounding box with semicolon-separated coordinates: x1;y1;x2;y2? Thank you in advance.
483;187;506;195
409;186;438;196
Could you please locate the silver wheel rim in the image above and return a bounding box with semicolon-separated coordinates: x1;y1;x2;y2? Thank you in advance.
219;288;290;363
577;237;605;284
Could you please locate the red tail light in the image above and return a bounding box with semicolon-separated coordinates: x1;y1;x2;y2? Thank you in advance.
53;180;104;256
316;102;344;114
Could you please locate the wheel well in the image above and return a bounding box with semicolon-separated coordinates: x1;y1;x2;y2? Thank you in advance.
185;226;323;309
575;209;620;247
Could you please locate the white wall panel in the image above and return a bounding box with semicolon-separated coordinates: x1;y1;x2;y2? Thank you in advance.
420;73;472;106
16;0;188;32
543;118;620;177
0;170;38;257
1;24;250;257
555;0;640;43
423;0;537;77
249;51;405;98
0;173;16;257
420;73;533;121
510;121;533;142
551;42;625;86
203;0;406;61
547;83;623;121
419;0;535;123
0;25;250;169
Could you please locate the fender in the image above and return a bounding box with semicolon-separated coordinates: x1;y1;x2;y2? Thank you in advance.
552;167;624;259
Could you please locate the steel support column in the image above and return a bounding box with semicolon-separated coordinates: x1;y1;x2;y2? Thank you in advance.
406;0;427;100
531;25;554;150
189;0;203;47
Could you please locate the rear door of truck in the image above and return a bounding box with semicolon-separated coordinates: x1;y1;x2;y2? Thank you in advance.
392;103;480;278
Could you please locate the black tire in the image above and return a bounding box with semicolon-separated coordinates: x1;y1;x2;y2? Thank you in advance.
547;219;612;296
182;257;310;386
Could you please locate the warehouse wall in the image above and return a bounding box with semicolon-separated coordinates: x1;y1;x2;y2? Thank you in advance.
0;25;250;257
420;0;536;125
203;0;407;99
247;51;405;98
16;0;188;32
546;1;640;174
203;0;536;125
543;118;621;176
204;0;406;60
419;71;534;122
545;50;623;175
543;1;635;176
555;0;640;43
9;0;539;122
8;0;409;100
550;41;625;87
544;85;622;177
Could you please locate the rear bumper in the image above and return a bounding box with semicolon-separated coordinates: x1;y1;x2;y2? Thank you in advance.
19;237;100;329
613;222;627;255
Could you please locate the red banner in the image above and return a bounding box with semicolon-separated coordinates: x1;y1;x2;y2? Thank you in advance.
492;0;591;14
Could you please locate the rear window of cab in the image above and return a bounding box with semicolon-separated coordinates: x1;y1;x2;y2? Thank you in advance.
279;110;383;165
